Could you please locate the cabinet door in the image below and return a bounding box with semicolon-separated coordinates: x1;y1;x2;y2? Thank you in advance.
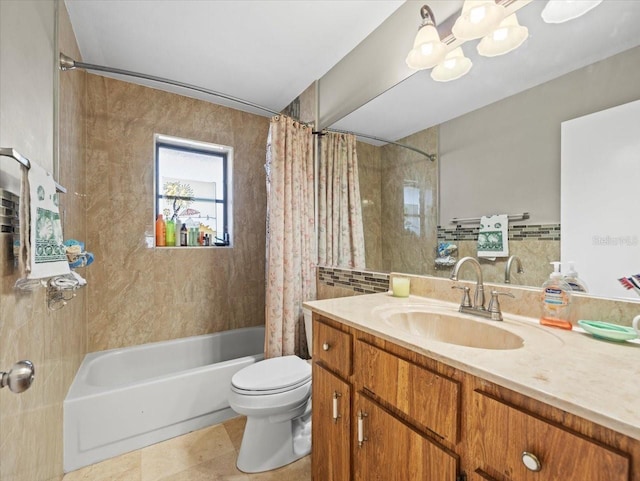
472;391;630;481
312;363;351;481
354;393;458;481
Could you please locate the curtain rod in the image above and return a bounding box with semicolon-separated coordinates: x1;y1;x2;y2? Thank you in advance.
59;54;435;161
322;128;436;161
59;53;281;116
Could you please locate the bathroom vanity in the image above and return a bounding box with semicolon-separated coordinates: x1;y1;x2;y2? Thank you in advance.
306;293;640;481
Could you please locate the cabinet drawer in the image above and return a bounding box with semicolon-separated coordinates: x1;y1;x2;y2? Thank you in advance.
472;391;630;481
355;340;460;443
313;319;352;378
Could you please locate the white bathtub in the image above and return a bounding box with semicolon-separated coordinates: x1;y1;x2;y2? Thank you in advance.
63;326;265;472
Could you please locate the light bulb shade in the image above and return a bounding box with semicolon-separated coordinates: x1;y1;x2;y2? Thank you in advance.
541;0;603;24
452;0;506;40
406;24;447;70
431;47;473;82
477;14;529;57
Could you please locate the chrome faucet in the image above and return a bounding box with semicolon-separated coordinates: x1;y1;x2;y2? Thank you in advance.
450;257;485;311
451;256;514;321
504;255;524;284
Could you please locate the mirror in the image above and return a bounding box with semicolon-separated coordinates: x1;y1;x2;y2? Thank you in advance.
328;1;640;301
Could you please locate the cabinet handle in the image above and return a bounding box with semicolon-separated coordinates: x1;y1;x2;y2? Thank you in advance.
332;391;342;422
357;410;368;447
322;342;330;351
521;451;542;472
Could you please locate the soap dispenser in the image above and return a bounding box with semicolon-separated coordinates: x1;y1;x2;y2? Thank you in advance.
563;261;588;293
540;261;573;330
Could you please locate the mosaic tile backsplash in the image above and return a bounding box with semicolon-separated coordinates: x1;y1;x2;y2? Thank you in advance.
317;266;389;294
438;223;561;242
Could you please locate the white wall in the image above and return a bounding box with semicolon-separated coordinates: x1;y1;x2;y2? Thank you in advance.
439;46;640;226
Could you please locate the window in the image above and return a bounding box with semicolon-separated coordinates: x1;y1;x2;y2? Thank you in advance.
154;134;232;247
403;180;421;236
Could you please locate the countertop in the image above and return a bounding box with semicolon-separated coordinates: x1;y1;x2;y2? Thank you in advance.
304;292;640;441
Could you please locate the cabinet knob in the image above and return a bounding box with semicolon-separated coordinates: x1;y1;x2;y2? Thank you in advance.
521;451;542;472
322;342;330;351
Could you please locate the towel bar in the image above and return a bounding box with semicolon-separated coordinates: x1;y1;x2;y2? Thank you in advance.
450;212;530;225
0;148;67;194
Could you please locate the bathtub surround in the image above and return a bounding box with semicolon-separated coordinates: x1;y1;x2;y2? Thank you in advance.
265;116;316;358
357;126;439;275
85;74;269;351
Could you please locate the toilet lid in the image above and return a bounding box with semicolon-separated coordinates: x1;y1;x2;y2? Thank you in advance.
231;355;311;394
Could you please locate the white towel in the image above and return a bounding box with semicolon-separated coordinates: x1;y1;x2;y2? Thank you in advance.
18;162;70;279
477;214;509;260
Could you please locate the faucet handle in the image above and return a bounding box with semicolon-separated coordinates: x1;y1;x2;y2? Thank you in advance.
487;290;515;321
452;285;472;308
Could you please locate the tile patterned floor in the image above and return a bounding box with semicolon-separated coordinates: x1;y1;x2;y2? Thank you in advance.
62;417;311;481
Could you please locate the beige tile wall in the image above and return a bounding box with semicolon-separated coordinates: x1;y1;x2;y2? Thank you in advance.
357;126;439;275
356;141;382;271
0;3;87;480
84;75;269;351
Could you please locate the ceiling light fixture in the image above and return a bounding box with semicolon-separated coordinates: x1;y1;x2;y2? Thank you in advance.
452;0;506;40
405;5;447;70
541;0;603;24
431;47;473;82
477;13;529;57
406;3;534;82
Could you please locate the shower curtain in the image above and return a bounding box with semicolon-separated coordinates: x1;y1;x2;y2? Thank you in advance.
318;132;366;269
265;115;316;358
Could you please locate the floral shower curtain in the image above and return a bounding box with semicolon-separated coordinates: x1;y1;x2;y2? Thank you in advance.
318;132;366;269
265;115;316;358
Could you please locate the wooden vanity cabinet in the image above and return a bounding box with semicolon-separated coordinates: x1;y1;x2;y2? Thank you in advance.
354;392;458;481
311;313;637;481
312;317;353;481
312;363;351;481
471;391;630;481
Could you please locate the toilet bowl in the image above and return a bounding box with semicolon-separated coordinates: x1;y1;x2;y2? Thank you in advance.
228;307;314;473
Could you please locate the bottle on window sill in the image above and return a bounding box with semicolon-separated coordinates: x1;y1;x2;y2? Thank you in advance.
155;214;166;247
180;223;188;246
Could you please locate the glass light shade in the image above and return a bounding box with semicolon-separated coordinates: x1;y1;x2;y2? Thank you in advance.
541;0;603;24
406;24;447;70
452;0;506;40
477;14;529;57
431;47;473;82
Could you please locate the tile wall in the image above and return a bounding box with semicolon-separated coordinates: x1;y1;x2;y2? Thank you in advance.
0;3;87;480
84;75;269;351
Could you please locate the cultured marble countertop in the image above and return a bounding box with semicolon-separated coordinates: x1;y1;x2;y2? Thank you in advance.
304;292;640;441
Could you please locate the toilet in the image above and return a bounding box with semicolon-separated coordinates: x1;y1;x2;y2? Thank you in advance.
228;308;313;473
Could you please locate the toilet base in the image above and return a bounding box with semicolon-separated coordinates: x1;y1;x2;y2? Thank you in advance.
237;407;311;473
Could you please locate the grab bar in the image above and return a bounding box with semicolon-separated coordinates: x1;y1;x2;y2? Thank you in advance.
0;148;67;193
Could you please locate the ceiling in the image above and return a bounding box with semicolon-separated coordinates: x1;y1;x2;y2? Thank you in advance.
65;0;640;144
64;0;404;115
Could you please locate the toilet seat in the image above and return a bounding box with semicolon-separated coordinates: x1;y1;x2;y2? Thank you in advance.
231;355;311;396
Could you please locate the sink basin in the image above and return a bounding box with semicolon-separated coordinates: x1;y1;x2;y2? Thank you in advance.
375;309;524;350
